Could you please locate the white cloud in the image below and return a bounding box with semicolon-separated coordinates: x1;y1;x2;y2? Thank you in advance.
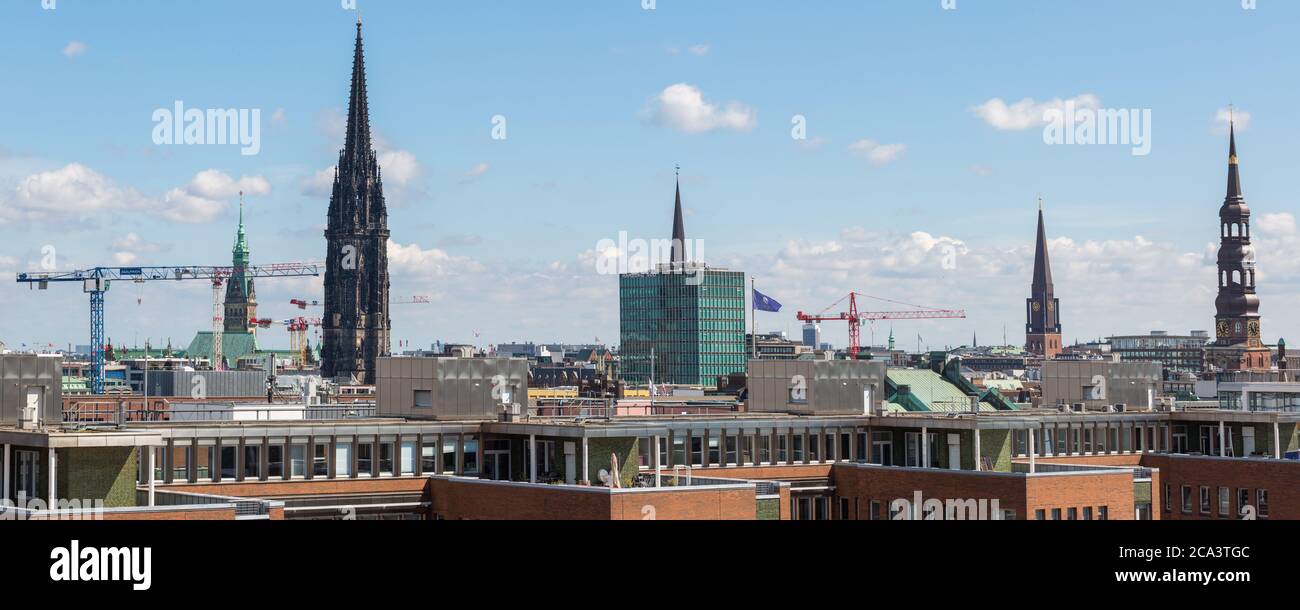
387;239;485;277
1257;213;1296;237
1;163;149;223
160;170;270;224
306;108;422;195
112;252;139;265
971;94;1101;131
378;150;421;185
464;163;490;178
1213;107;1251;135
269;108;287;127
62;41;87;58
688;44;711;56
644;83;757;134
301;166;336;198
849;139;906;166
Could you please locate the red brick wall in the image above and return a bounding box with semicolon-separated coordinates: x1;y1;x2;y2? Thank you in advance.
429;478;610;520
831;464;1136;520
1025;471;1135;520
1139;454;1300;520
610;488;757;520
833;464;1027;520
427;478;758;520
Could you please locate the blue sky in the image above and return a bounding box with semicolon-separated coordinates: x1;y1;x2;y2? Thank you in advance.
2;0;1299;353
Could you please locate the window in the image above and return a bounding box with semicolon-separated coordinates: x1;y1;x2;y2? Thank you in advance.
1181;486;1192;513
243;445;261;479
267;445;284;479
1083;507;1093;521
1219;487;1230;517
672;436;686;466
1035;509;1046;521
442;437;457;474
637;437;651;467
379;442;395;476
815;497;829;521
797;498;813;520
414;389;433;408
290;445;306;477
856;432;868;461
724;435;737;465
871;432;893;466
1051;508;1062;521
1237;488;1250;517
220;446;237;480
196;446;213;481
400;441;416;475
335;442;352;477
1200;486;1211;515
421;444;437;474
808;433;821;462
757;434;771;464
1163;484;1171;513
1098;506;1109;521
313;443;329;477
870;500;883;520
171;445;191;481
691;436;703;466
777;435;788;463
1258;489;1269;518
463;435;479;475
357;443;374;476
838;497;851;520
840;433;851;462
792;434;805;462
1067;507;1078;521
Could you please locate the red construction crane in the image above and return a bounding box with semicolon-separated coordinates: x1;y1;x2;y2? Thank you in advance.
796;292;966;359
291;295;430;309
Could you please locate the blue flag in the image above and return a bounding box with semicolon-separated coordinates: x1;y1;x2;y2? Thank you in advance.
753;288;782;313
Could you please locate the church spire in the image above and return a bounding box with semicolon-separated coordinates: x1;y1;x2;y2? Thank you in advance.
343;18;372;170
1032;199;1053;293
1226;116;1243;202
671;165;687;265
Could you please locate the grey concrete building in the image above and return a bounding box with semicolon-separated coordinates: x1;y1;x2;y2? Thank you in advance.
1041;360;1162;409
0;354;62;429
376;357;528;420
748;359;886;415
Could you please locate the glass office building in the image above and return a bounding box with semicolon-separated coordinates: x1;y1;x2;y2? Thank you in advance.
619;265;747;386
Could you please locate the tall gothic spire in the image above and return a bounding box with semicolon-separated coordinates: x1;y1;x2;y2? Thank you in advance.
343;19;372;169
1032;200;1053;293
671;166;687;265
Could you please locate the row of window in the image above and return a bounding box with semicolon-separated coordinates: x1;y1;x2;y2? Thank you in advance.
141;435;481;484
630;430;940;469
1167;484;1269;519
1034;506;1110;521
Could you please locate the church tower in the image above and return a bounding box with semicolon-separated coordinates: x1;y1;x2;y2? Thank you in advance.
1025;202;1062;359
224;195;258;334
321;18;392;384
1208;119;1270;371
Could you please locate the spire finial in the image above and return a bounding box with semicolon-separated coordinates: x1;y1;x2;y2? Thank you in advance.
1038;196;1043;211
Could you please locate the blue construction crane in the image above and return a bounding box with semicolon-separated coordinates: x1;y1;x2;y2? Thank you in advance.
16;262;323;394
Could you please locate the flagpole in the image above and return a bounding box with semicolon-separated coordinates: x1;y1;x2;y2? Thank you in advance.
750;278;757;361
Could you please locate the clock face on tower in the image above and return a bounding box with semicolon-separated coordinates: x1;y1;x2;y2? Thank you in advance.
1046;301;1055;312
1217;320;1230;338
1032;302;1041;312
1248;321;1261;338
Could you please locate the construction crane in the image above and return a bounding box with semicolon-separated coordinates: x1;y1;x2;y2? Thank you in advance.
16;262;323;394
280;317;322;369
291;295;431;309
796;292;966;359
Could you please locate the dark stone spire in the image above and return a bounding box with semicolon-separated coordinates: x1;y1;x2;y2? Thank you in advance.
1032;202;1053;293
1026;200;1061;358
343;18;372;171
322;18;392;384
670;168;687;265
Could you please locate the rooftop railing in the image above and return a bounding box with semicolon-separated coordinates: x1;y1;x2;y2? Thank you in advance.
63;402;377;425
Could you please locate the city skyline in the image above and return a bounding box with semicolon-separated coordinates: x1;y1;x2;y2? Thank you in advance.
4;1;1300;352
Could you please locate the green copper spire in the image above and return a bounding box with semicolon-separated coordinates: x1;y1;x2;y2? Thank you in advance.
233;191;250;262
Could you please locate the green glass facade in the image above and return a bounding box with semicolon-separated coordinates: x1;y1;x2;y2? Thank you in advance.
619;267;747;386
